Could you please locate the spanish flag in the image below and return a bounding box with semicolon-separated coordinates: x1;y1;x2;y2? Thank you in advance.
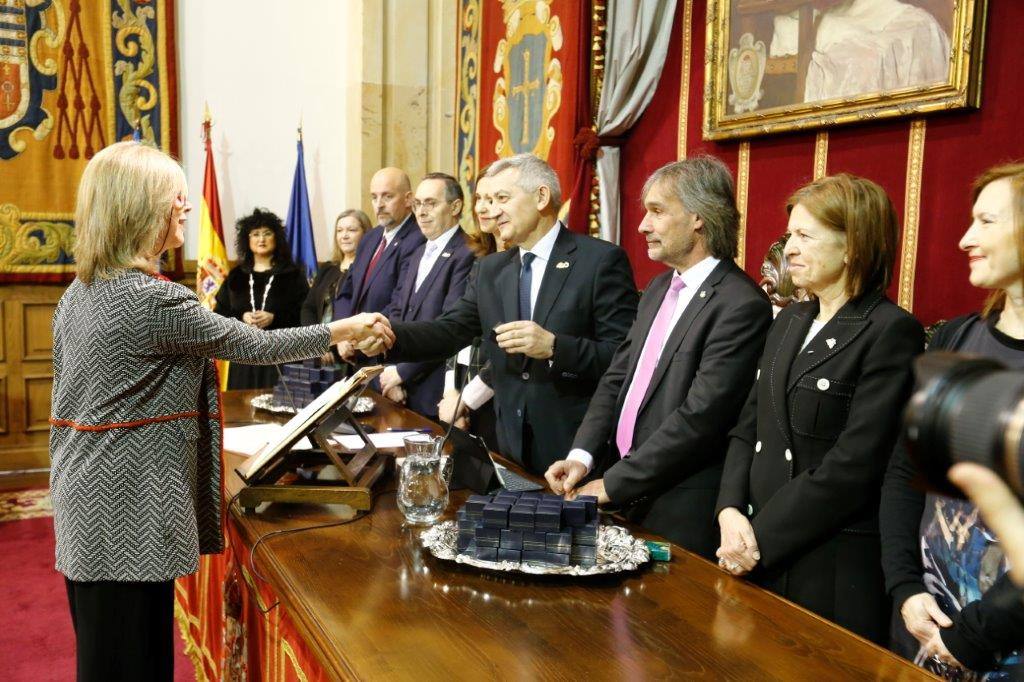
195;106;230;390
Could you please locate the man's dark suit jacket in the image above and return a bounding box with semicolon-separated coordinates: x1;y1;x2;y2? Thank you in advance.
333;213;425;319
573;259;772;559
715;290;924;643
388;225;639;472
383;229;475;418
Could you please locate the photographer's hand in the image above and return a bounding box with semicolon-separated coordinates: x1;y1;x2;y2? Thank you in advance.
900;592;952;646
949;463;1024;587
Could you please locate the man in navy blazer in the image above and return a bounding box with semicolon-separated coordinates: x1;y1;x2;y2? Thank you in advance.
377;173;475;418
333;167;425;359
545;156;772;559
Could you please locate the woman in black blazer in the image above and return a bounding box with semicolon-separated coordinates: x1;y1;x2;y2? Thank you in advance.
715;174;924;644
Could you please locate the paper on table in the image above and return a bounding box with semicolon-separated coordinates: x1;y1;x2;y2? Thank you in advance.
224;423;313;457
330;431;425;451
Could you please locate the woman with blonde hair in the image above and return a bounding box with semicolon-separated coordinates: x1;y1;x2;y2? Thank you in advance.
715;173;924;644
301;208;371;327
50;141;391;680
881;162;1024;676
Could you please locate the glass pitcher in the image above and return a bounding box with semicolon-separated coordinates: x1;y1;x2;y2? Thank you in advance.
397;451;449;525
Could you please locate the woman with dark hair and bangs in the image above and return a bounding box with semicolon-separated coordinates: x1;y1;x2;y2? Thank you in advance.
214;207;310;388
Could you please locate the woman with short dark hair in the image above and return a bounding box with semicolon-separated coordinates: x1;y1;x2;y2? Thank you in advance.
214;207;310;388
881;163;1024;677
715;173;924;644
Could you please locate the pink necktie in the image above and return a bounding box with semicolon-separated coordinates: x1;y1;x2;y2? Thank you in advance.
616;275;685;457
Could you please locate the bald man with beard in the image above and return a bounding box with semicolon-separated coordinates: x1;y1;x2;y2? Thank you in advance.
334;167;426;360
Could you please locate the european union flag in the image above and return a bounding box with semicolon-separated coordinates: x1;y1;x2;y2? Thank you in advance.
285;134;318;283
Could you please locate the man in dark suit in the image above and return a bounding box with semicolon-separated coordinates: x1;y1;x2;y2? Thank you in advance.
545;156;772;559
334;167;425;359
377;173;475;418
370;153;639;474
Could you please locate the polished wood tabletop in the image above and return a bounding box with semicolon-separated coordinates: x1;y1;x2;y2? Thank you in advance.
221;390;933;681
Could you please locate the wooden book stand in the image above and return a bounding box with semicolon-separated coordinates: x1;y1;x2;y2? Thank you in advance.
236;366;388;513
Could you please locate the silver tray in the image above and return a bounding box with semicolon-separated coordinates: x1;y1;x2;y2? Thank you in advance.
250;393;375;415
420;521;650;576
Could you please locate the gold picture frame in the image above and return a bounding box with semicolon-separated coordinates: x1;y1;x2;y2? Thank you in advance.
703;0;988;141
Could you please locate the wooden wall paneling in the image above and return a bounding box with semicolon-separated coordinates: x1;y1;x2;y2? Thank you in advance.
0;285;65;476
0;376;7;435
22;374;54;433
21;302;55;362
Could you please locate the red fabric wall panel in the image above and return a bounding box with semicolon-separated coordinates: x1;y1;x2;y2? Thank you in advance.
477;1;585;199
618;0;1024;324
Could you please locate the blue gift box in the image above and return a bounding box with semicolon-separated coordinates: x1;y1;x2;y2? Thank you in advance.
475;522;500;547
518;491;542;501
457;531;474;551
562;500;587;527
577;495;598;521
534;506;561;532
475;546;498;562
521;550;550;565
509;506;535;530
570;544;597;561
464;494;492;519
546;531;572;554
500;529;523;550
522;531;547;551
497;548;522;563
457;510;475;532
574;520;599;546
482;502;512;528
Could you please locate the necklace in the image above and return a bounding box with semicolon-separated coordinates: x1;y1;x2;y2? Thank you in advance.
248;272;275;311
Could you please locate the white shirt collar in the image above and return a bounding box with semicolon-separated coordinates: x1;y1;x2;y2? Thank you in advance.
426;224;460;252
675;255;721;290
520;220;562;262
382;213;412;244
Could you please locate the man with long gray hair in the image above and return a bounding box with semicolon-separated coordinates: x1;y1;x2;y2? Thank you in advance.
546;155;772;559
374;153;639;474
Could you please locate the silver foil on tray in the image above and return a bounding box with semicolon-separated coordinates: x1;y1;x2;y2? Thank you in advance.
420;521;650;576
250;393;375;415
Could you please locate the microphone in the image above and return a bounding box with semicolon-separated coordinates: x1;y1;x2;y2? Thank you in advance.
436;336;481;454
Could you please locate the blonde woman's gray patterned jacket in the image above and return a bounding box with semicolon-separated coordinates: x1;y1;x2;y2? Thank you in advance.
50;270;330;581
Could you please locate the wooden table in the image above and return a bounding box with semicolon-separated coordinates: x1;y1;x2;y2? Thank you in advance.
221;390;932;681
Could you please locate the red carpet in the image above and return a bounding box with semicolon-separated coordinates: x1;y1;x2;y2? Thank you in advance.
0;491;195;681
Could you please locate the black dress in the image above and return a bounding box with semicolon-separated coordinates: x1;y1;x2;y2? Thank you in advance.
214;261;309;389
300;261;348;326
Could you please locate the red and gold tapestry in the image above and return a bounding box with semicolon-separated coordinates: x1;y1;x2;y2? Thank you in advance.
455;0;585;228
0;0;180;283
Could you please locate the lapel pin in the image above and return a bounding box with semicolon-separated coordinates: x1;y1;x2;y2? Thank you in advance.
441;252;451;258
556;261;570;269
699;290;706;298
826;338;836;349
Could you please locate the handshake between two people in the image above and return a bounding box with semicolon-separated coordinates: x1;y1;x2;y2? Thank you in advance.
333;317;558;363
328;313;396;359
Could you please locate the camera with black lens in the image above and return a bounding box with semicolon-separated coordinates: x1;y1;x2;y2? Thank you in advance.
903;352;1024;500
